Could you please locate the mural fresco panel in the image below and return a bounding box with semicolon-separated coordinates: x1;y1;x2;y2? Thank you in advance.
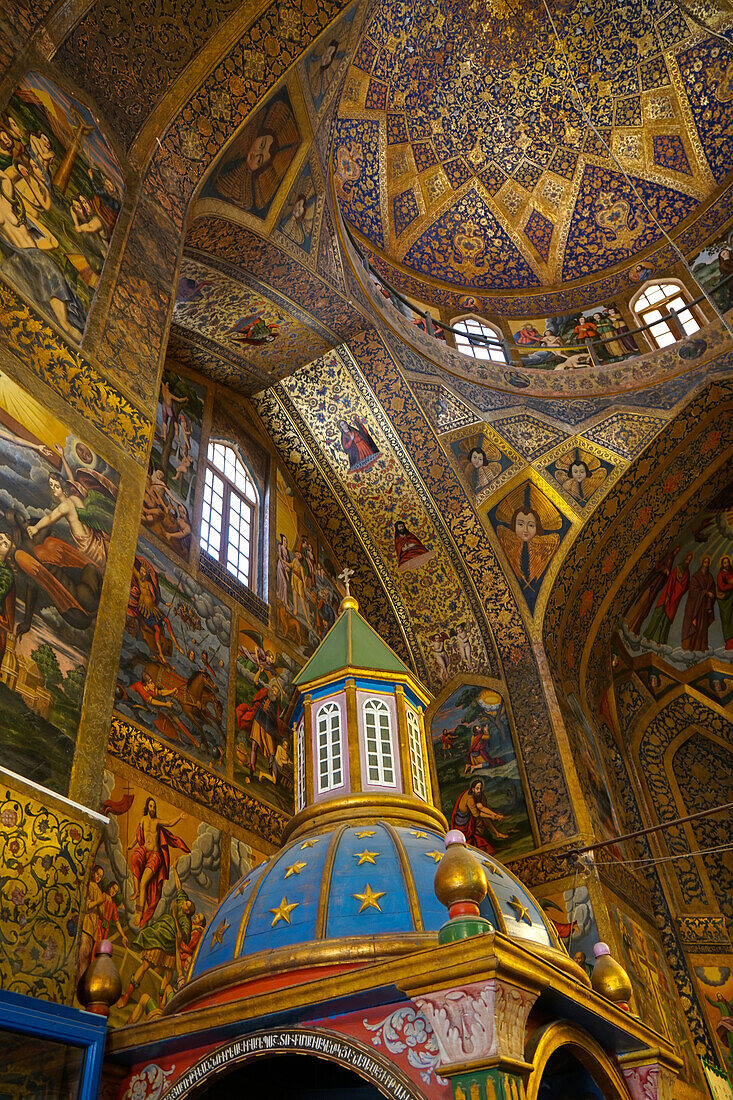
691;227;733;314
275;467;343;657
115;536;231;771
430;684;533;862
0;71;124;341
143;368;205;560
693;959;733;1083
621;483;733;665
234;611;301;814
508;302;639;370
93;769;229;1028
0;370;119;794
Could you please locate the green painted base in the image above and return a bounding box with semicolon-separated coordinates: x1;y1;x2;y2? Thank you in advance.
450;1067;525;1100
438;916;494;944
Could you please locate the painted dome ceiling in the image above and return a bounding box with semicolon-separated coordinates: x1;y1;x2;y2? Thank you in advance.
333;0;733;300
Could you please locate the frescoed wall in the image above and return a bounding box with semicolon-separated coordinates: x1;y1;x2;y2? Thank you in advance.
691;229;733;313
0;369;119;795
93;769;227;1028
275;467;343;656
0;71;124;341
693;960;733;1083
562;693;621;850
508;304;639;370
448;425;517;504
234;612;301;813
537;883;599;975
487;479;572;615
430;684;533;862
621;483;733;664
202;81;308;223
143;367;205;560
301;5;357;118
610;901;706;1094
115;535;231;770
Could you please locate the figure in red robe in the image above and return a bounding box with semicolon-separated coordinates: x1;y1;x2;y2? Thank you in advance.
716;555;733;649
394;522;434;572
338;416;380;472
626;546;679;635
127;797;190;928
644;552;693;645
681;556;716;652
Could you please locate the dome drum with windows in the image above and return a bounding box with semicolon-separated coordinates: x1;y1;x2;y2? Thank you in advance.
173;584;585;1011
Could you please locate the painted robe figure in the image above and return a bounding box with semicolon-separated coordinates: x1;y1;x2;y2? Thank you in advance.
338;416;380;472
128;797;190;928
717;555;733;649
681;556;716;651
644;553;693;645
626;547;679;635
451;778;506;854
394;522;434;571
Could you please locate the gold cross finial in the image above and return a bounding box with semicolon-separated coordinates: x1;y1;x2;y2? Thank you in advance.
338;566;354;595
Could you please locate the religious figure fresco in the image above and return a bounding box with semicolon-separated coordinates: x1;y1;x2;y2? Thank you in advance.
694;961;733;1083
0;71;124;340
275;469;342;657
691;228;733;312
394;520;434;572
450;430;513;502
489;481;570;614
203;86;303;220
338;414;381;473
303;8;356;115
115;536;231;770
92;770;225;1028
276;161;318;254
538;885;599;974
0;369;119;795
621;483;733;665
143;369;205;560
546;446;614;509
610;904;704;1092
431;684;533;861
235;615;300;813
508;304;638;369
563;693;622;853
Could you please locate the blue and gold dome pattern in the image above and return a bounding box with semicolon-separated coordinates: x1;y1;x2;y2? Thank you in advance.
191;823;559;980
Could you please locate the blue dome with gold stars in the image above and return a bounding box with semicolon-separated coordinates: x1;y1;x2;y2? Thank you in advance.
188;822;561;984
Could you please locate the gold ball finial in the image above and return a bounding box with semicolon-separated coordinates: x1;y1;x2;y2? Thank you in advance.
590;942;633;1010
434;829;488;916
77;939;122;1017
340;594;359;612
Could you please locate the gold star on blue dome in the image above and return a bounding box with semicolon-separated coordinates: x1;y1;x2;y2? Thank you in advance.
508;895;532;925
353;883;386;913
425;849;443;863
270;897;299;926
284;860;307;878
301;838;319;849
355;849;378;865
211;918;229;945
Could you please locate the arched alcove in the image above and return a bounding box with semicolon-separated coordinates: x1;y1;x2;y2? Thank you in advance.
526;1024;633;1100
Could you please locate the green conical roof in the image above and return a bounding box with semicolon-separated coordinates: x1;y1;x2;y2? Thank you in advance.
294;603;412;687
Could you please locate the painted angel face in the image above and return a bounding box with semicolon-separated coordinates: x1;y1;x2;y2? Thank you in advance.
514;511;537;541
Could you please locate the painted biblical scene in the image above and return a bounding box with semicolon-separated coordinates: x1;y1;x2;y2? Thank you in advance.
0;71;124;340
202;83;306;221
143;368;205;560
275;159;319;258
230;836;264;888
508;303;638;370
538;884;599;977
691;228;733;313
450;428;514;504
431;684;533;861
234;614;301;813
693;960;733;1082
563;693;622;854
91;769;223;1028
275;468;343;657
0;370;119;794
610;903;704;1092
487;480;571;615
115;536;231;770
621;483;733;666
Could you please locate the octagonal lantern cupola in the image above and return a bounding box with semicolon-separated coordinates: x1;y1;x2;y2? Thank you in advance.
289;574;444;838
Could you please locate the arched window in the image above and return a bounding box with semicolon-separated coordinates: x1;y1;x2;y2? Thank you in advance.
316;701;342;793
200;441;258;587
406;707;428;802
363;699;395;786
632;282;702;349
451;317;508;363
